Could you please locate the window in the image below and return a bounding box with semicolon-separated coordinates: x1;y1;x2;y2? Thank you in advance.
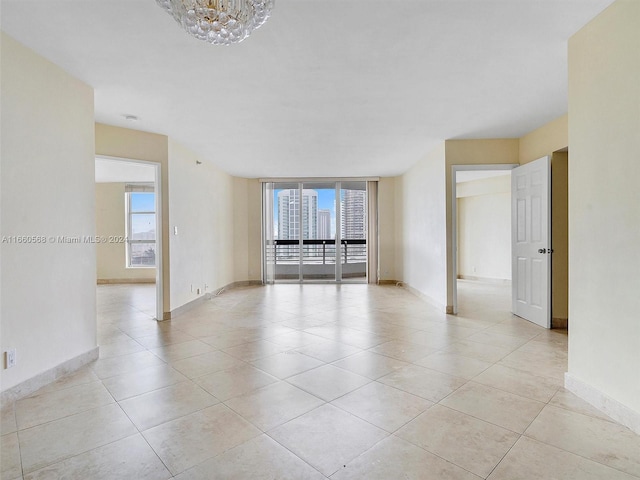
126;185;156;267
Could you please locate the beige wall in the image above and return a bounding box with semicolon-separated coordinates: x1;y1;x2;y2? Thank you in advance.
232;178;262;282
567;0;640;419
247;180;263;281
167;139;236;309
1;33;96;391
457;175;511;281
95;124;170;314
519;114;568;164
95;183;156;282
551;152;568;321
232;178;250;283
396;143;448;309
378;177;397;281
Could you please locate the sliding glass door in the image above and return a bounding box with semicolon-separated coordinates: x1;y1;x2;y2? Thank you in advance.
263;180;369;283
340;182;367;280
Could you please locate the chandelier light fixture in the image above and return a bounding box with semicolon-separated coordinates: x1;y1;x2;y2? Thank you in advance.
155;0;275;46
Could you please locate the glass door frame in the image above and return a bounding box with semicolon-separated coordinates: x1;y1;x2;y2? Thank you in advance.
261;178;374;284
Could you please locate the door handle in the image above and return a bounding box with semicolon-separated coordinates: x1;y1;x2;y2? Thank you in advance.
538;248;546;254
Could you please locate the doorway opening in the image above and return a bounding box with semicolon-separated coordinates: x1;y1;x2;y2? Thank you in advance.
262;180;371;284
95;157;163;321
452;165;517;315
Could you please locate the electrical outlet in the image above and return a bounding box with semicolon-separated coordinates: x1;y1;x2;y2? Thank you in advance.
5;349;16;369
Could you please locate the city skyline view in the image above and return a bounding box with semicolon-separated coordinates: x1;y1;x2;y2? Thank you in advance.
273;186;366;240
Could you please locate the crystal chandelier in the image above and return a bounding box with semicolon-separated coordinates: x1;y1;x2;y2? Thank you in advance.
156;0;274;46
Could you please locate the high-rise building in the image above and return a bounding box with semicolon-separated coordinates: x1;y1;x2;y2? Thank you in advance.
341;189;366;239
318;209;331;239
277;189;318;239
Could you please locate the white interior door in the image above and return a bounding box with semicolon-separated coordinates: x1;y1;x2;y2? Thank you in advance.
511;156;551;328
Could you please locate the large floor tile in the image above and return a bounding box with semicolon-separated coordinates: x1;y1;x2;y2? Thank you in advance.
102;363;189;401
488;436;638;480
399;326;476;346
332;382;432;432
91;351;165;379
370;340;437;363
24;434;171;480
440;381;545;433
332;351;408;379
142;404;261;475
36;282;632;480
333;436;482;480
135;330;197;349
1;403;17;435
305;326;389;349
119;381;218;430
548;388;616;423
267;331;326;349
150;340;215;362
174;434;325;480
472;363;561;403
287;365;371;402
16;381;114;430
200;328;268;349
222;339;291;362
170;350;244;378
269;404;387;477
513;338;569;360
524;405;640;477
225;381;324;431
529;328;568;348
345;318;418;339
396;404;519;478
295;339;362;363
378;364;466;402
1;432;22;480
415;351;492;380
35;368;100;394
19;404;137;474
195;363;278;400
483;322;543;340
498;349;566;381
443;340;515;363
465;331;531;349
251;351;324;379
99;336;146;358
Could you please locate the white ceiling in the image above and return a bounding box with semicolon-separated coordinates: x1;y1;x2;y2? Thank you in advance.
1;0;614;178
95;158;155;183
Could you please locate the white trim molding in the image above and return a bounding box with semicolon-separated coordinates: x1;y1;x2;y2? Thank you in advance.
163;280;263;320
1;347;99;405
402;282;450;314
565;372;640;435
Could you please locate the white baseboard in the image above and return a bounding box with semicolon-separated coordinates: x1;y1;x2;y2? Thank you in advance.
402;282;449;314
457;275;511;284
97;278;156;284
164;280;263;320
565;372;640;435
1;346;99;405
552;317;568;329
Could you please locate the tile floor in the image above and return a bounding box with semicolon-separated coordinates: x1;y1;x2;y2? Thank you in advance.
2;280;640;479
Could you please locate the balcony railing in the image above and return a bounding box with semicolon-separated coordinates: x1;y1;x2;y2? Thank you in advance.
266;239;366;280
266;239;366;265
